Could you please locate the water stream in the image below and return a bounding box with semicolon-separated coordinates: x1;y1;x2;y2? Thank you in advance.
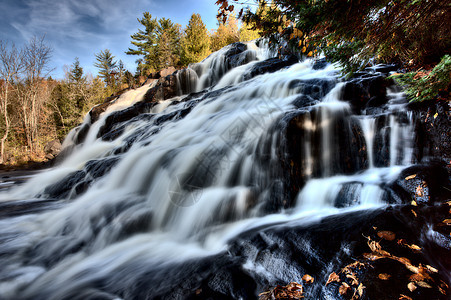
0;41;421;299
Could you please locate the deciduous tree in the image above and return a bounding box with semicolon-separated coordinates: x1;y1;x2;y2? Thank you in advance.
0;41;23;163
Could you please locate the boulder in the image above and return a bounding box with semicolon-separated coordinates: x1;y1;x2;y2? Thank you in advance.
44;139;62;159
342;74;390;114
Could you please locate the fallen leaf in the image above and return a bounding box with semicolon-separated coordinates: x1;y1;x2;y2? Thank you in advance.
347;261;365;269
368;240;382;252
425;265;438;273
379;249;392;256
399;294;413;300
405;174;417;180
417;281;432;288
442;219;451;225
411;200;418;206
397;239;407;245
378;273;391;280
407;244;422;252
377;231;396;241
326;272;340;285
393;256;412;266
346;273;359;286
411;209;417;217
439;281;448;295
356;283;365;297
363;253;384;260
416;185;424;197
409;273;425;282
339;282;350;295
407;282;417;292
302;274;314;284
406;264;420;274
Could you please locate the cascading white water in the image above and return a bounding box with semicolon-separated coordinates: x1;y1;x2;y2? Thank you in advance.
0;41;417;299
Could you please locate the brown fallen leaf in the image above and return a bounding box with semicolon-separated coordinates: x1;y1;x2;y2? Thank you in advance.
368;239;382;252
439;280;448;295
346;273;359;286
416;185;424;197
411;209;417;217
418;265;433;281
363;252;384;261
399;294;413;300
417;281;432;288
407;244;422;252
378;273;391;280
377;230;396;241
339;282;350;295
397;239;407;245
410;273;425;282
347;261;365;269
406;264;420;274
393;256;412;266
326;272;340;285
407;282;417;292
302;274;314;284
356;283;365;297
425;265;438;273
405;174;417;180
442;219;451;225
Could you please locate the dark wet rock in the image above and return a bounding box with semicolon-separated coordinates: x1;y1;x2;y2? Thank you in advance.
287;78;336;101
388;162;451;204
292;95;318;108
364;63;399;75
42;157;119;199
244;55;299;81
280;107;368;202
97;101;159;139
342;75;390;114
225;204;450;299
153;74;178;101
410;100;451;163
312;58;329;70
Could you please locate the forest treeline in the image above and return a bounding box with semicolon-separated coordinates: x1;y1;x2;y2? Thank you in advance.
0;13;259;166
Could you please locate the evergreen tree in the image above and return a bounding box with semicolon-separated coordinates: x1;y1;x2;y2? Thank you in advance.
155;18;182;69
94;49;117;87
68;57;84;84
180;14;211;65
126;13;182;73
126;12;158;74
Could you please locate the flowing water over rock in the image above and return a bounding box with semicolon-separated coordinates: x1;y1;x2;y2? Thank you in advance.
0;42;449;299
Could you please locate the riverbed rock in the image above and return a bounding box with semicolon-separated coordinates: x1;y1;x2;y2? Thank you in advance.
44;139;62;159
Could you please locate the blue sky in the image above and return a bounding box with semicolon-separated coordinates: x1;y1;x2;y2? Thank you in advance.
0;0;237;79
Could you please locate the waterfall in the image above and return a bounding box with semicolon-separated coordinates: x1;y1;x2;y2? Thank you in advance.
0;41;421;299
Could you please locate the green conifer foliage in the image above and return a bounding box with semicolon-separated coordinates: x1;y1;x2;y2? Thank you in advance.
126;13;182;73
93;49;117;87
181;14;211;65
